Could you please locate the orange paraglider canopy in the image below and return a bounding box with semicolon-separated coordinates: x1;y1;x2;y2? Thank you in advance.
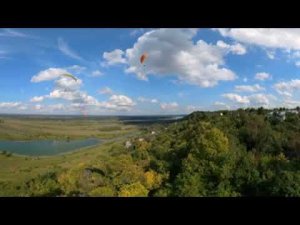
140;53;148;64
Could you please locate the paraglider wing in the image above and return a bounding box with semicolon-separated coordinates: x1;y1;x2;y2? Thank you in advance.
140;53;148;64
62;73;78;82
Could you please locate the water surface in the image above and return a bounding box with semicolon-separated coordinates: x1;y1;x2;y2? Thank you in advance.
0;138;100;156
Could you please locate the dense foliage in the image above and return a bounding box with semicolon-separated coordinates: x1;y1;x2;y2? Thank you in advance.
2;108;300;196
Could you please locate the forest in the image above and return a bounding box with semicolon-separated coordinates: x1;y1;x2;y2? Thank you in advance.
0;108;300;196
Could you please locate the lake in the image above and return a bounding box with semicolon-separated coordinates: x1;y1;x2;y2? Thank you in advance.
0;138;100;156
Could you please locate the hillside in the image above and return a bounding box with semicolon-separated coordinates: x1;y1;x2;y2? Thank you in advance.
1;108;300;196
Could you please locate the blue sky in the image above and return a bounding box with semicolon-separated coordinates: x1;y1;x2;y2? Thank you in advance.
1;28;300;115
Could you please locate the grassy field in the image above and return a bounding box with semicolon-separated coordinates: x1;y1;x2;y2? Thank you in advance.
0;116;143;195
0;116;138;140
0;140;118;184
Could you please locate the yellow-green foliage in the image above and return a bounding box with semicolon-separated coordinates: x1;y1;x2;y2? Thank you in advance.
89;186;116;197
118;182;149;197
143;170;163;189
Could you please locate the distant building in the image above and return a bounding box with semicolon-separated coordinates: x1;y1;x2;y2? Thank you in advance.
151;131;156;135
138;138;144;142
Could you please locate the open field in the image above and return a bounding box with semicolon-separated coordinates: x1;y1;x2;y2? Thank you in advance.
0;140;120;186
0;116;139;140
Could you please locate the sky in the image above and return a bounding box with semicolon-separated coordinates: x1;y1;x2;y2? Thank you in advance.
1;28;300;115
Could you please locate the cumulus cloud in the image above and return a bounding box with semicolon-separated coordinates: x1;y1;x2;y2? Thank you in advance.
107;29;237;87
30;96;44;102
90;70;103;77
215;28;300;50
58;38;83;61
248;94;271;106
31;68;69;83
18;105;28;110
266;50;275;59
222;93;250;104
222;93;274;107
281;99;300;108
160;102;179;110
103;49;126;65
130;29;145;37
274;79;300;97
108;95;135;107
212;101;230;110
66;65;86;74
98;87;114;95
54;76;82;91
137;97;158;103
216;40;247;55
33;104;42;110
0;102;21;108
30;68;135;113
234;84;265;92
255;72;271;81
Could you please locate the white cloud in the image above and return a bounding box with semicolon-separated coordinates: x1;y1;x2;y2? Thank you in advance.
98;87;113;95
58;38;83;61
255;72;271;81
30;96;44;102
33;104;42;110
90;70;103;77
281;99;300;108
222;93;274;107
54;76;82;91
0;102;21;108
18;105;28;110
109;95;135;107
291;51;300;58
222;93;250;104
130;29;145;37
0;29;31;38
266;50;275;59
213;101;230;110
274;79;300;97
137;97;158;103
30;68;136;113
234;84;265;92
49;104;65;111
66;65;86;74
160;102;179;110
103;49;126;65
248;94;270;106
216;40;247;55
94;95;136;112
243;77;248;82
215;28;300;50
31;68;69;82
124;29;237;87
295;61;300;67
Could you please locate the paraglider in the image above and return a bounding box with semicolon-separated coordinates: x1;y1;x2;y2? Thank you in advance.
61;73;78;82
139;53;148;77
140;53;148;65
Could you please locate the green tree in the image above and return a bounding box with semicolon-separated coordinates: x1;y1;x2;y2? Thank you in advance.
118;182;149;197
